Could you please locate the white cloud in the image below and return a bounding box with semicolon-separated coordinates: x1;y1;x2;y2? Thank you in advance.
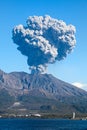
72;82;87;91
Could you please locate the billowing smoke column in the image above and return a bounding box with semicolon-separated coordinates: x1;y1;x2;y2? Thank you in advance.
12;15;76;74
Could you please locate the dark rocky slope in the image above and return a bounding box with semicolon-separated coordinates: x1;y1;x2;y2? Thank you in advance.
0;69;87;115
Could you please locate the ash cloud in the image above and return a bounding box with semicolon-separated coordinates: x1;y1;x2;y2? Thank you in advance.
12;15;76;74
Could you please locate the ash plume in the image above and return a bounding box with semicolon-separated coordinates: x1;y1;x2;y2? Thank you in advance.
12;15;76;74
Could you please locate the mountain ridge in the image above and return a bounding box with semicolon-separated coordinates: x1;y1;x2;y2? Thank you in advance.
0;69;87;115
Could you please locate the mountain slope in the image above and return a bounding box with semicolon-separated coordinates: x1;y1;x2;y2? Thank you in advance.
0;69;87;115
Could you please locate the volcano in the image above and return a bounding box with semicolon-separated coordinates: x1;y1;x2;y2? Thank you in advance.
0;69;87;117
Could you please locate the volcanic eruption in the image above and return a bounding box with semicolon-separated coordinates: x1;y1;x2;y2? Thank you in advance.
12;15;76;74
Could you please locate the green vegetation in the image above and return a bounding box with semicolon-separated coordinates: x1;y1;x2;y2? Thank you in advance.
0;89;15;109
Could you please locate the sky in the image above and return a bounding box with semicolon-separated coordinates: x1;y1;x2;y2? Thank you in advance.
0;0;87;90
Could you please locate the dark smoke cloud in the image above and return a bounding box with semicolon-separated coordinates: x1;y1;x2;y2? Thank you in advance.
12;15;76;74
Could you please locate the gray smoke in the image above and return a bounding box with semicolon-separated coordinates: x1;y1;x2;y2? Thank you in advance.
12;15;76;74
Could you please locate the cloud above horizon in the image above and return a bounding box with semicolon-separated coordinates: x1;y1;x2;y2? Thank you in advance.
72;82;87;90
12;15;76;74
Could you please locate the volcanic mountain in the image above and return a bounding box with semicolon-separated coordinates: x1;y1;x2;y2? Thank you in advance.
0;69;87;116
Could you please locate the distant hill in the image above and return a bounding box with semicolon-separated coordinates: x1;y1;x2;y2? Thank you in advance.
0;69;87;116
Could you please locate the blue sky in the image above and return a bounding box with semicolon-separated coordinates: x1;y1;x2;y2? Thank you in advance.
0;0;87;89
